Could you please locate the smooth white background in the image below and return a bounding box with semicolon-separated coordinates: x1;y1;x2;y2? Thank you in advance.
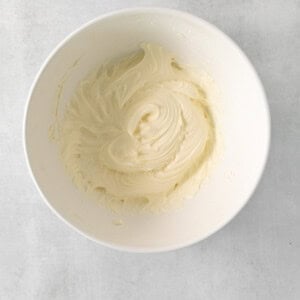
1;1;299;299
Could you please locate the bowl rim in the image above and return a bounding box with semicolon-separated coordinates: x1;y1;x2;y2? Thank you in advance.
23;7;271;253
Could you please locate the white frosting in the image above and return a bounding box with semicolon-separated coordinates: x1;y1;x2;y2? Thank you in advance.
59;43;215;209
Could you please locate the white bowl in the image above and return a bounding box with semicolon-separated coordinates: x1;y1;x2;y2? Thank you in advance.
24;8;270;252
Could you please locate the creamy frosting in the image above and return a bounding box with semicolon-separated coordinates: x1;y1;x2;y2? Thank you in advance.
59;43;215;209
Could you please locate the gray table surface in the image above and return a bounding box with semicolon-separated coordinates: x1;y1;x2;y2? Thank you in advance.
1;1;299;299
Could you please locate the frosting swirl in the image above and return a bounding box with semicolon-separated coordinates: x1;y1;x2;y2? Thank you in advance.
60;43;215;208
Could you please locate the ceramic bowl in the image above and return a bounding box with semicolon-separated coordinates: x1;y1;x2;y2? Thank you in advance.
24;8;270;252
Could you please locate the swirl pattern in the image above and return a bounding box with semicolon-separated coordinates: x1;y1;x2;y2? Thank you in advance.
60;43;215;208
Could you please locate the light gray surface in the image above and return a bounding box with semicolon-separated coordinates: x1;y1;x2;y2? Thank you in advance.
1;0;299;299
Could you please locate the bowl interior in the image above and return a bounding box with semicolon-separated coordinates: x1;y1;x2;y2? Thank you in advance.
25;9;269;252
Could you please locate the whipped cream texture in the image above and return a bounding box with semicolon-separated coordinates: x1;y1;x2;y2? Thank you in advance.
59;43;215;209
